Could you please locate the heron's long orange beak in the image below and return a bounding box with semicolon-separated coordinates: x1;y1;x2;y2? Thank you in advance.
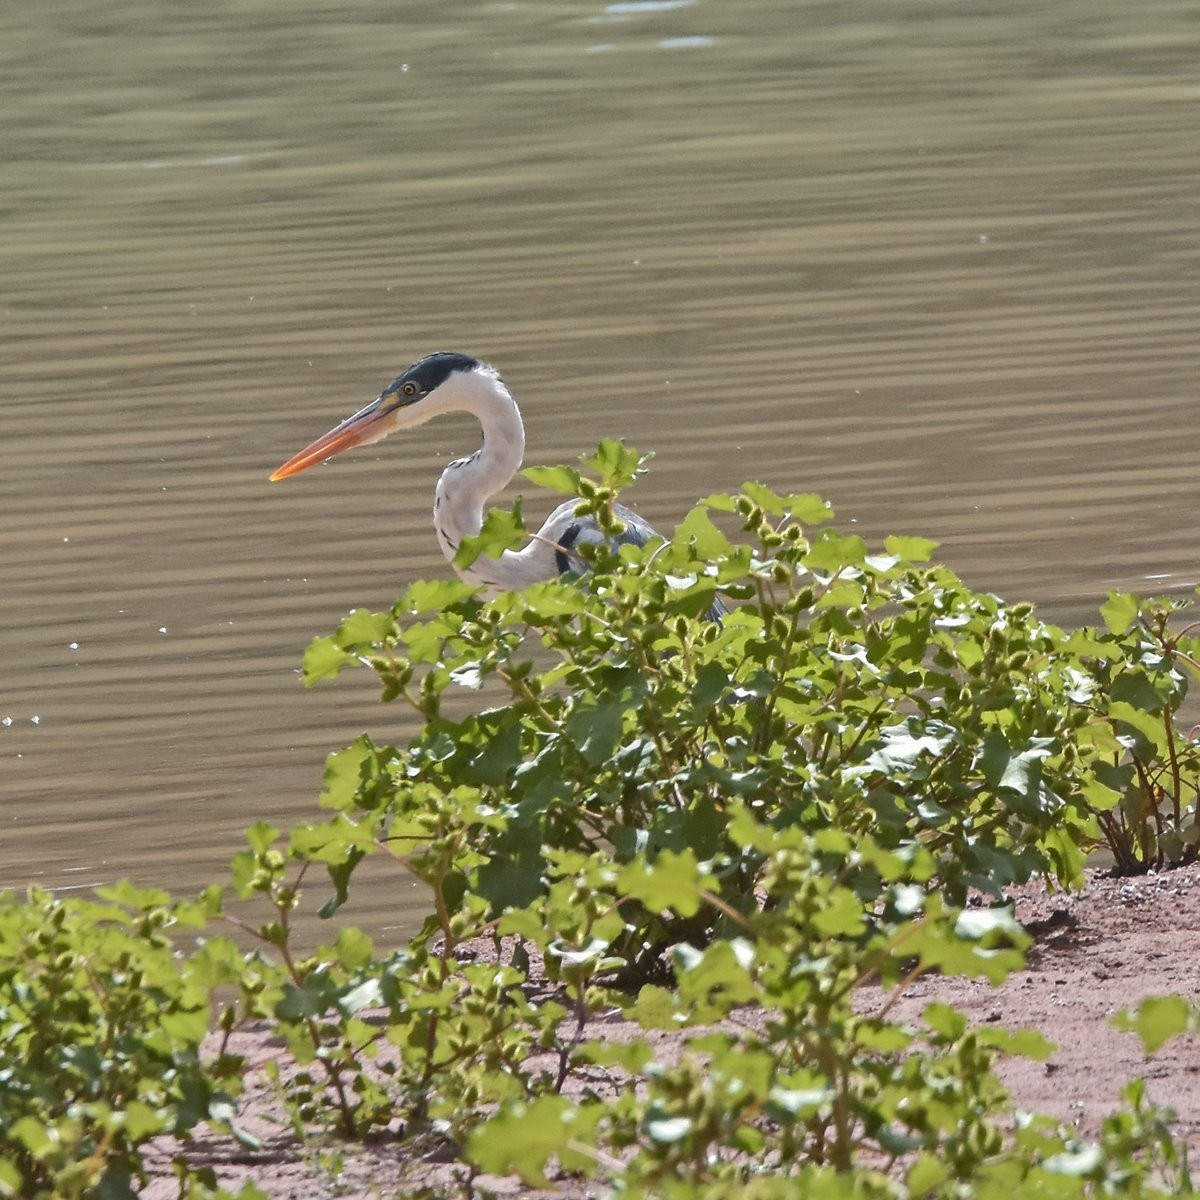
269;395;394;481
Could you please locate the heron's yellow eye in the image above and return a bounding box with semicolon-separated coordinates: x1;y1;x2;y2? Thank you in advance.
401;381;418;397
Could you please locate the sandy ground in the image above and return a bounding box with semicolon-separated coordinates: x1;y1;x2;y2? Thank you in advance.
144;863;1200;1198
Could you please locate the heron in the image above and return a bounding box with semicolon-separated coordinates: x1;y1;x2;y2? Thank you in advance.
270;351;720;610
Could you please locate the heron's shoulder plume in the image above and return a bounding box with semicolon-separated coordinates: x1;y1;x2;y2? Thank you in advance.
390;351;488;396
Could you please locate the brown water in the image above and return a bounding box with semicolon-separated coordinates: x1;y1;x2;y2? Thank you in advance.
3;0;1198;938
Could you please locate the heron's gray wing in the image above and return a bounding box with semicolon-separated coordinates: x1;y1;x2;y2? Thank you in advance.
552;504;656;575
554;505;727;621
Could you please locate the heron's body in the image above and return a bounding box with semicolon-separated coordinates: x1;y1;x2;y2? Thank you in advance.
270;352;660;592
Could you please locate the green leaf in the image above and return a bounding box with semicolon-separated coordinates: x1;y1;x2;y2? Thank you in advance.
691;661;730;713
674;939;757;1009
522;464;583;494
277;974;337;1019
884;534;939;562
908;911;1026;985
302;635;354;684
978;1026;1055;1060
336;607;396;645
737;483;833;523
467;1096;583;1186
575;1039;656;1072
565;700;626;766
581;439;649;488
1107;700;1167;750
804;530;868;573
922;1001;968;1040
954;906;1025;943
456;497;527;568
811;886;867;937
993;739;1053;799
617;849;706;918
907;1152;951;1193
319;737;385;811
1112;994;1194;1053
628;984;686;1030
1110;669;1168;714
402;577;479;613
244;821;280;855
466;717;523;785
122;1101;166;1142
674;505;734;559
332;926;374;970
10;1117;52;1155
1100;591;1140;635
767;1085;833;1116
0;1159;23;1195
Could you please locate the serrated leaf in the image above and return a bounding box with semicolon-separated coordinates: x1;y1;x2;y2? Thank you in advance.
1112;994;1194;1053
908;917;1025;985
122;1100;166;1141
522;464;583;494
811;886;866;936
804;530;868;573
565;700;626;766
906;1152;951;1193
319;737;382;810
1100;591;1140;635
95;879;172;910
302;635;355;684
575;1039;656;1071
244;821;280;855
332;925;374;970
923;1001;968;1040
277;974;337;1019
884;534;939;562
456;498;527;568
1107;700;1167;750
629;984;687;1030
617;848;705;918
739;483;833;523
402;577;479;613
336;607;395;645
1110;670;1167;713
580;439;649;488
674;505;734;559
467;1095;580;1186
978;1026;1055;1060
674;938;757;1005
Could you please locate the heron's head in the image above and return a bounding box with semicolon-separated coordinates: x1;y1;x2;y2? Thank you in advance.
269;351;496;481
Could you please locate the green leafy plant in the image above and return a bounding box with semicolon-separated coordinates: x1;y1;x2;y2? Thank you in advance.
4;444;1198;1196
1071;596;1200;872
302;445;1199;934
307;462;1068;957
465;818;1198;1198
0;884;246;1200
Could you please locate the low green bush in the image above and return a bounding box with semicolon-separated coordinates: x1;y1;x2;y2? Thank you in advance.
1071;595;1200;871
302;444;1199;955
3;445;1197;1196
0;884;247;1199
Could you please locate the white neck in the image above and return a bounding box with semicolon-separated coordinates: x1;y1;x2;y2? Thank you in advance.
425;370;529;580
383;364;568;589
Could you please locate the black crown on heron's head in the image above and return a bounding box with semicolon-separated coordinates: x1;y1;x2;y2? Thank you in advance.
386;352;488;400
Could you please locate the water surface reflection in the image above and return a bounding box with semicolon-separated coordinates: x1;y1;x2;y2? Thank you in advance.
3;0;1197;939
